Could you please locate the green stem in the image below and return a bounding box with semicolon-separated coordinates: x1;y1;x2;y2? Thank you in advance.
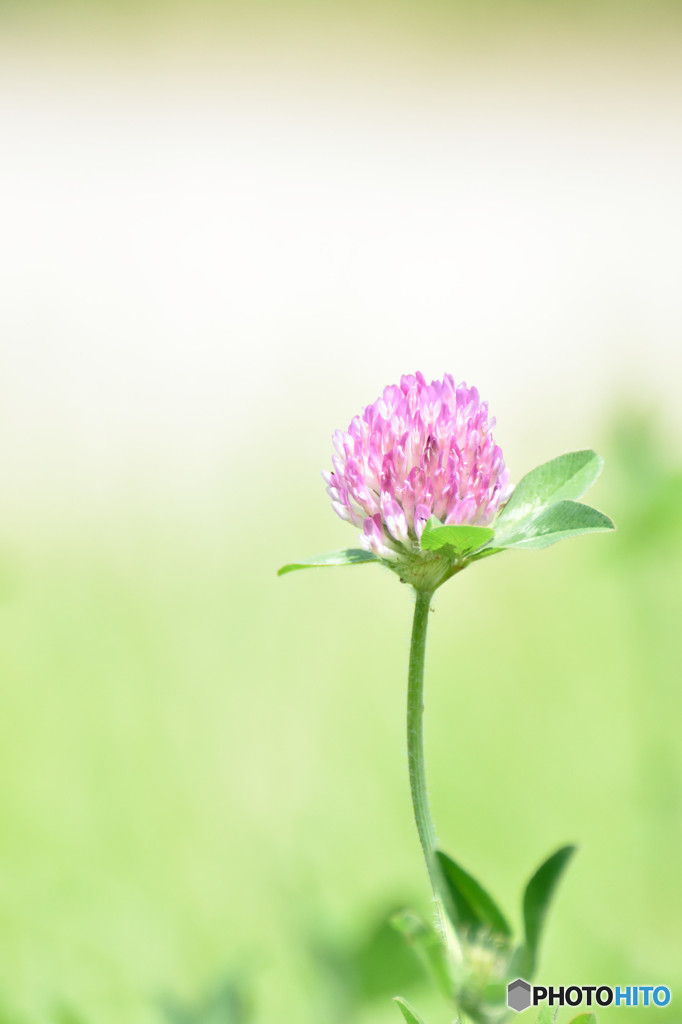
407;589;439;886
407;588;461;976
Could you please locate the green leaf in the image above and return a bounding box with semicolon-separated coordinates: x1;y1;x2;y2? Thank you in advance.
567;1015;597;1024
515;845;576;978
435;850;512;941
390;910;452;998
420;518;494;558
498;451;604;525
277;549;377;575
493;501;614;551
536;1008;557;1024
393;997;426;1024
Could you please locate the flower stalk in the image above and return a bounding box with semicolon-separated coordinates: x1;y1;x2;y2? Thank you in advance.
407;586;462;990
279;373;615;1024
406;588;438;890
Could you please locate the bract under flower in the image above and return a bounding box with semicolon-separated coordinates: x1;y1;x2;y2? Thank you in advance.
324;373;509;562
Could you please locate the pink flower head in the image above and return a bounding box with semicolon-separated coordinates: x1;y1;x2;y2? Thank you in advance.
323;373;509;559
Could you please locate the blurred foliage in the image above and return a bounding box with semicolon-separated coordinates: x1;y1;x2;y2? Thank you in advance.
606;409;682;561
307;905;427;1022
2;0;682;33
159;975;254;1024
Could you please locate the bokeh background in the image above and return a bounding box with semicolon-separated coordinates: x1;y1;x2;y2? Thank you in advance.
1;2;681;1023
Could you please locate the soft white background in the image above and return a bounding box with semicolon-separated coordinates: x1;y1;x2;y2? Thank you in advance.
1;28;681;512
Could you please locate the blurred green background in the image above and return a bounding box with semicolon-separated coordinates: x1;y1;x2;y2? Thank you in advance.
1;410;681;1024
1;2;681;1023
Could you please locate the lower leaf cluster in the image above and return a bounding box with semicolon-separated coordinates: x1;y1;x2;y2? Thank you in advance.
392;845;576;1024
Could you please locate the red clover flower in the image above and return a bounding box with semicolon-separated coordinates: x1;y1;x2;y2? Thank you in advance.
324;372;509;559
